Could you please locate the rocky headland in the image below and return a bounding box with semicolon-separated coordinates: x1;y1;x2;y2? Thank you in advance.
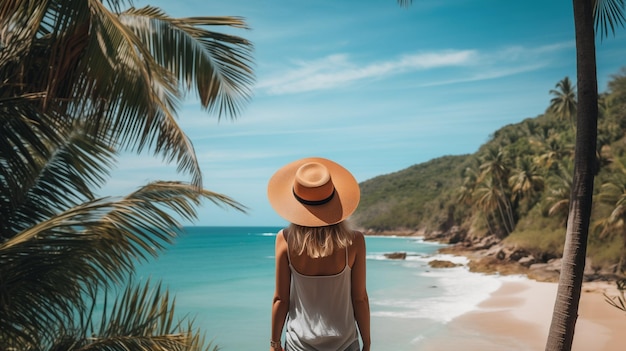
365;227;623;284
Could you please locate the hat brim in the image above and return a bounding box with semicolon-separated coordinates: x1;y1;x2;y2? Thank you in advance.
267;157;360;227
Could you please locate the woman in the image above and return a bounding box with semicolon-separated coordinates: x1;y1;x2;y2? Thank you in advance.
267;157;370;351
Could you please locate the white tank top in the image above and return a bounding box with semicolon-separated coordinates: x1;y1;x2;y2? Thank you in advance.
285;243;359;351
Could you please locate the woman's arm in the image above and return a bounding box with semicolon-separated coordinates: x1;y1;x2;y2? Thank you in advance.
351;232;371;351
271;230;291;351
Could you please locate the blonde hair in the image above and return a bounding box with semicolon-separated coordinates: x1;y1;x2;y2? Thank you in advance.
287;221;354;258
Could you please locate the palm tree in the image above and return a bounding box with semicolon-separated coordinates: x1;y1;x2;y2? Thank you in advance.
458;163;479;206
479;147;511;183
599;72;626;142
596;163;626;273
545;161;574;226
1;0;254;350
606;68;626;107
546;1;626;350
478;146;516;235
536;137;574;170
473;176;511;237
509;156;545;205
548;76;578;125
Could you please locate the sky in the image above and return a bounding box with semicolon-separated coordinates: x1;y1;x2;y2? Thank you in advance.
101;0;626;227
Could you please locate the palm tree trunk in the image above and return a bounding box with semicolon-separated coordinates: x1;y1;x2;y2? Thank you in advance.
496;183;515;234
485;214;496;236
495;196;513;235
493;178;515;235
502;195;515;234
545;0;598;350
617;228;626;274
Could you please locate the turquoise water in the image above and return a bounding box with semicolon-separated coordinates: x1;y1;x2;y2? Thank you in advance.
131;226;503;350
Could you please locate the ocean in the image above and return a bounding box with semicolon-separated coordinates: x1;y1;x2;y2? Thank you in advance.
131;226;505;350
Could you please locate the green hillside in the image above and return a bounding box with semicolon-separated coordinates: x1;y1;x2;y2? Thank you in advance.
354;154;471;231
352;68;626;271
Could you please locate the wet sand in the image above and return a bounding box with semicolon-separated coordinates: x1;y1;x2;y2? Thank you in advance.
419;279;626;351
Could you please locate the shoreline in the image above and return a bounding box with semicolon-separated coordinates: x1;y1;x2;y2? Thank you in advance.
363;229;423;237
418;278;626;351
364;230;626;349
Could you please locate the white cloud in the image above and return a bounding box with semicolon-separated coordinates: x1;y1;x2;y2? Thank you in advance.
417;63;546;87
256;42;575;96
257;50;477;95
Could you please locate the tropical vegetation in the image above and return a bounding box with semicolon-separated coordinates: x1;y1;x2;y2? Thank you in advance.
390;0;623;350
0;1;254;350
354;69;626;271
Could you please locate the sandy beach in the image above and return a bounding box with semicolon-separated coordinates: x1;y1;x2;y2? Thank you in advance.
419;279;626;351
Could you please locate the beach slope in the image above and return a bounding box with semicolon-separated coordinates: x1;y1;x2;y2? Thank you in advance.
419;279;626;351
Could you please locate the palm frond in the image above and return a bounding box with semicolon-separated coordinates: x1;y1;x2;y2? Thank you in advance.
0;181;245;347
0;0;48;66
73;1;209;187
397;0;412;8
594;0;626;39
0;95;68;236
82;281;219;351
35;281;217;351
0;101;118;237
119;6;255;118
3;2;255;189
604;279;626;314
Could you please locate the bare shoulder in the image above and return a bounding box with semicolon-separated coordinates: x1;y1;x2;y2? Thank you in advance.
352;230;365;241
351;230;366;250
275;229;288;251
276;229;286;241
274;230;291;270
349;231;366;269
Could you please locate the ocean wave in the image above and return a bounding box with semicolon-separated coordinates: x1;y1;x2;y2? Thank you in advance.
364;235;417;238
370;265;503;323
366;252;469;265
426;253;469;265
409;237;448;246
366;252;428;261
256;232;277;236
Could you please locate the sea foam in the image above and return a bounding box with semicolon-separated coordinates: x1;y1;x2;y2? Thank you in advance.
369;253;502;323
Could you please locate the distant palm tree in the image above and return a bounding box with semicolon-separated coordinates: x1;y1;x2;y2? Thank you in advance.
458;160;506;235
536;137;574;170
548;76;578;125
478;147;515;234
478;147;510;185
545;161;574;226
606;68;626;106
473;176;511;237
0;0;253;350
597;91;610;118
458;159;481;206
596;163;626;272
522;119;540;137
599;72;626;142
509;156;545;204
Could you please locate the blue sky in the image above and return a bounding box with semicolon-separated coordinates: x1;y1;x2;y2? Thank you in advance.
102;0;626;227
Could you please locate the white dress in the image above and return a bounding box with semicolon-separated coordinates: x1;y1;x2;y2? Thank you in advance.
285;246;360;351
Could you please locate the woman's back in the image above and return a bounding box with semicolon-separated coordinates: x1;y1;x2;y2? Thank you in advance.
287;233;357;277
285;234;358;351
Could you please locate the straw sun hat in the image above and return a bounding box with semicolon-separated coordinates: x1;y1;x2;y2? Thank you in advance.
267;157;360;227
